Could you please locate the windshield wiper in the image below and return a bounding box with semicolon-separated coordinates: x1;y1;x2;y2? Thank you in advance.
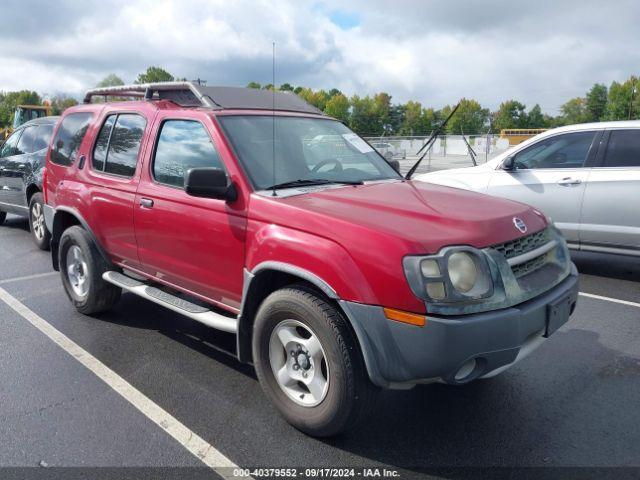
265;178;364;190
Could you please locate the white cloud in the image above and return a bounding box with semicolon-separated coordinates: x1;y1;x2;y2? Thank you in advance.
1;0;639;113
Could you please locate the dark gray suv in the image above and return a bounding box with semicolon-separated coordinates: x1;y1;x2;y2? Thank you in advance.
0;116;59;249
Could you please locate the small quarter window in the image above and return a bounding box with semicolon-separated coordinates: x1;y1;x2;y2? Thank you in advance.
51;112;93;166
153;120;224;188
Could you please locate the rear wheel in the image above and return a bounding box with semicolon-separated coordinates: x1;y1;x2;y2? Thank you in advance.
0;211;5;225
29;192;51;250
253;286;377;437
59;226;121;315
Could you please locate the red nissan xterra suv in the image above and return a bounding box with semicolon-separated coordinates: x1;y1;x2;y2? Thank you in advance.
44;82;579;437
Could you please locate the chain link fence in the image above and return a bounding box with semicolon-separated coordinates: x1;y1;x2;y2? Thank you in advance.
363;134;513;175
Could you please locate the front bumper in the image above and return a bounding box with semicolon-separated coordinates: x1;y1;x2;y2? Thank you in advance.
340;264;579;389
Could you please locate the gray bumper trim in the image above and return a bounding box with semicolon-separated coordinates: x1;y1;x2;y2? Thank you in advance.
341;264;579;389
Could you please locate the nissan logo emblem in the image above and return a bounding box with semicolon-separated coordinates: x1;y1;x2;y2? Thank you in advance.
513;217;527;233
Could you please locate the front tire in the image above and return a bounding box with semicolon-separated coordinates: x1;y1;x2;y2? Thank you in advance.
29;192;51;250
59;226;121;315
253;286;377;437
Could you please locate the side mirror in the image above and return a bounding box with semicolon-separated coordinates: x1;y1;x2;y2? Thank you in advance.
502;156;516;171
388;159;401;173
185;167;237;202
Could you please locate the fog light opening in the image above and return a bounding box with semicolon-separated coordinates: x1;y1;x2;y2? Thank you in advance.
454;358;477;381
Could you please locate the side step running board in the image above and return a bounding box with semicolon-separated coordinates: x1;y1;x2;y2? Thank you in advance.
103;271;238;333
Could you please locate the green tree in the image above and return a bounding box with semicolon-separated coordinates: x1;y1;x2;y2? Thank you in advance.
585;83;608;122
246;82;261;89
96;74;125;88
296;88;330;111
349;95;379;135
262;83;274;91
323;93;350;123
50;95;79;115
0;90;42;127
493;100;528;131
561;97;587;124
279;83;294;91
605;77;640;120
400;101;423;135
370;92;392;134
328;88;342;98
446;98;489;134
135;66;174;84
527;104;546;128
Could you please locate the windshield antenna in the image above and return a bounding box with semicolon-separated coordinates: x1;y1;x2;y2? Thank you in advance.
271;41;277;197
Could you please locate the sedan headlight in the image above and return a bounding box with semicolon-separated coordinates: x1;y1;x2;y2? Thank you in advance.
403;247;494;304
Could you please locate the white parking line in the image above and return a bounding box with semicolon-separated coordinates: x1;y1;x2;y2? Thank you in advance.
579;292;640;309
0;287;248;479
0;271;58;285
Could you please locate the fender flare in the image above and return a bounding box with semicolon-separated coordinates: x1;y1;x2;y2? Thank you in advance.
237;261;383;386
50;206;113;271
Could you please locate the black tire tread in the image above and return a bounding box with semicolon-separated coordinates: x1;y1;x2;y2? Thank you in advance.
253;284;377;437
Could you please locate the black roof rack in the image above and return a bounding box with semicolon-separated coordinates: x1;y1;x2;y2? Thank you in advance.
83;82;324;115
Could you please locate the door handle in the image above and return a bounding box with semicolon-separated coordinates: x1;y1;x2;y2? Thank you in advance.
139;198;154;208
557;177;582;186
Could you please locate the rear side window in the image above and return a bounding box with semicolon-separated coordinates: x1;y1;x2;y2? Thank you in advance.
153;120;223;188
33;124;55;152
92;114;146;178
602;130;640;167
0;129;22;157
16;126;37;155
50;112;93;166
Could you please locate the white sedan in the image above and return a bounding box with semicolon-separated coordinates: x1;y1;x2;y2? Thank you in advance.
415;121;640;257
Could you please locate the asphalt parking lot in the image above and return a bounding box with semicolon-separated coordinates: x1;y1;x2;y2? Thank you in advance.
1;214;639;479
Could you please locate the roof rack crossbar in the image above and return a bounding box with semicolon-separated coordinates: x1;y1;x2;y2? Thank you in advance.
83;81;215;107
82;82;323;115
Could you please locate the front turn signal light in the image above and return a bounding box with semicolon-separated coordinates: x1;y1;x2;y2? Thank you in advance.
383;307;426;327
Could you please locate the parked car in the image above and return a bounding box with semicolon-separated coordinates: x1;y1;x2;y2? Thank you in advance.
415;121;640;257
0;116;59;249
371;141;406;161
44;83;578;437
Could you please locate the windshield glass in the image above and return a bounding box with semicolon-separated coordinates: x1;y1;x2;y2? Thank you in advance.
218;115;401;190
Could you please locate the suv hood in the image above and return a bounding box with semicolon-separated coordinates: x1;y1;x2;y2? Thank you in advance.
273;180;546;253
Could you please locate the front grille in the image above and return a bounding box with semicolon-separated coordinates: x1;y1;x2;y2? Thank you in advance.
493;228;550;260
492;228;555;278
511;251;551;278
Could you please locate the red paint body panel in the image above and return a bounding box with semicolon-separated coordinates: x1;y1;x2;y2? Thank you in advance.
46;101;547;316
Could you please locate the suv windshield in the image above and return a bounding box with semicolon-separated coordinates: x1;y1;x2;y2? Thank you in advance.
218;115;401;190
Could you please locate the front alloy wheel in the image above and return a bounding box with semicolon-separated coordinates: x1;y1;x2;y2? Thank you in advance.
253;286;377;437
269;319;329;407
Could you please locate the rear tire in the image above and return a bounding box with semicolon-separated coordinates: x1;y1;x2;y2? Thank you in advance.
252;285;377;437
0;211;5;225
28;192;51;250
59;226;121;315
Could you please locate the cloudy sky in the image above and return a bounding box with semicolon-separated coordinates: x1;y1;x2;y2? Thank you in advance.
2;0;639;113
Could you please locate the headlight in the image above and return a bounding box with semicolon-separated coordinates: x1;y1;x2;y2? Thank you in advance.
403;247;493;304
448;252;477;293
